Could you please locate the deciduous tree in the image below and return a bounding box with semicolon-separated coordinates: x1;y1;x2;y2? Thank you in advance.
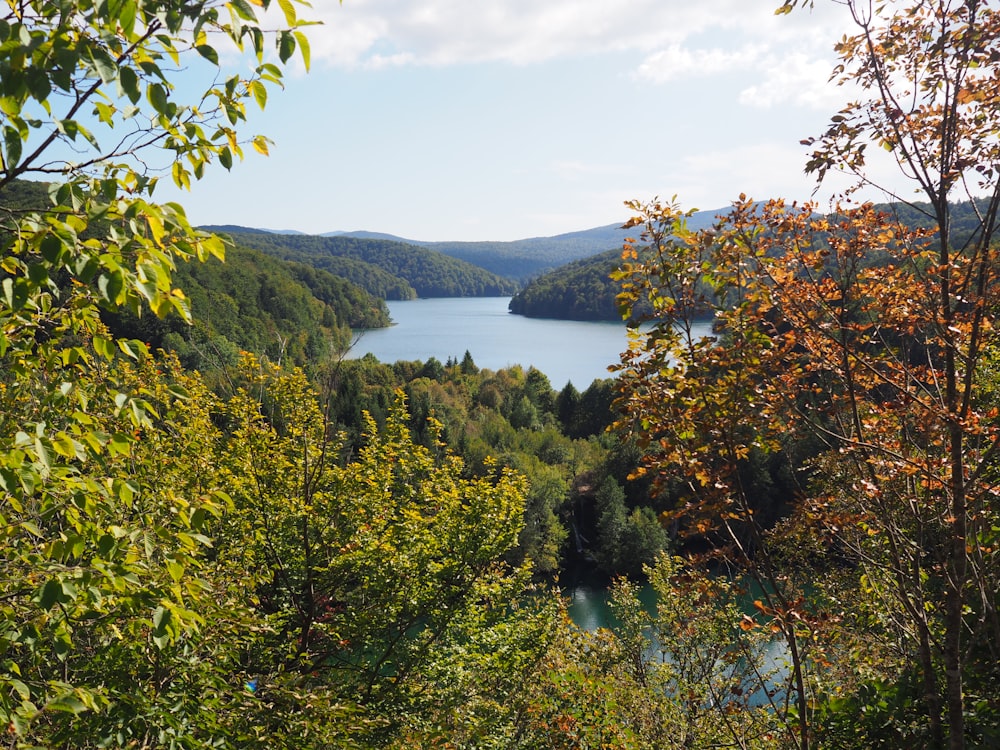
219;356;554;744
615;1;1000;748
0;0;310;742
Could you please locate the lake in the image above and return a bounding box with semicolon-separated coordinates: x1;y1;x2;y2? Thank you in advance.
348;297;712;389
568;577;791;701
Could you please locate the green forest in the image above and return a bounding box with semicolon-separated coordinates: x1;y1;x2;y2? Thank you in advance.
421;224;640;282
511;200;1000;322
223;230;519;299
508;249;625;320
3;1;1000;749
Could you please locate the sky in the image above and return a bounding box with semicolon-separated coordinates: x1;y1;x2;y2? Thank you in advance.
158;0;911;242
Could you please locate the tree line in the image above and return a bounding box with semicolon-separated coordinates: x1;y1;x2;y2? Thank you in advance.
511;199;1000;324
225;230;519;299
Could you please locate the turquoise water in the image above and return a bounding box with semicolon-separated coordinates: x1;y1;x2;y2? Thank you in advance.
349;297;712;389
566;580;658;631
567;577;791;704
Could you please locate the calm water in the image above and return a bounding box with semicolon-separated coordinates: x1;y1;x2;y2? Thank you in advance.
349;297;711;389
567;580;658;631
568;578;791;699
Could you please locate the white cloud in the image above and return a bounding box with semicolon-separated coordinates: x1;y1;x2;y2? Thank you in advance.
659;138;920;212
739;52;845;110
300;0;846;69
634;44;764;83
668;141;827;207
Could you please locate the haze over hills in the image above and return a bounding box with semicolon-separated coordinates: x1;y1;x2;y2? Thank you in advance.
326;214;724;280
217;225;308;236
205;207;728;283
211;230;520;300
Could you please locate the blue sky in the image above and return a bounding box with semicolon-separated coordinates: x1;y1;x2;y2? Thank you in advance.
159;0;909;241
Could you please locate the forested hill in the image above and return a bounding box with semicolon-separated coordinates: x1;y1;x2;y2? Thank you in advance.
0;181;390;371
510;199;1000;322
508;207;723;321
211;229;519;298
508;249;623;320
333;221;692;282
105;245;391;371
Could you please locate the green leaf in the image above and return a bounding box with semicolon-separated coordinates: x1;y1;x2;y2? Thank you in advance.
277;30;295;64
294;31;311;71
117;338;147;360
172;160;191;190
40;235;64;264
118;0;137;37
39;579;68;609
27;263;48;286
51;432;85;460
166;559;184;582
196;44;219;64
148;83;169;115
56;119;79;140
167;383;190;400
119;65;141;104
108;433;132;456
86;45;118;84
3;125;23;167
151;604;174;648
33;437;51;472
45;693;88;715
276;0;297;25
25;68;52;103
74;121;100;150
9;679;30;700
2;277;28;310
250;80;267;110
93;101;115;125
93;335;115;360
229;0;258;22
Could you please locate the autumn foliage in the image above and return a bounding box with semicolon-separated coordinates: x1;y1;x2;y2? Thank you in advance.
613;1;1000;747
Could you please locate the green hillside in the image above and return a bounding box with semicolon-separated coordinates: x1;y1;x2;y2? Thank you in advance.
0;180;391;371
104;245;390;371
219;230;519;298
508;249;623;320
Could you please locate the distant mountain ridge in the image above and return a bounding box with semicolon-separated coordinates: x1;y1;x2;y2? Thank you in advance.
203;224;306;236
325;223;644;281
508;199;1000;322
214;230;519;300
204;210;727;283
322;230;425;242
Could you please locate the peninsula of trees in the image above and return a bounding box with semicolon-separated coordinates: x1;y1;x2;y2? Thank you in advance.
510;200;1000;322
